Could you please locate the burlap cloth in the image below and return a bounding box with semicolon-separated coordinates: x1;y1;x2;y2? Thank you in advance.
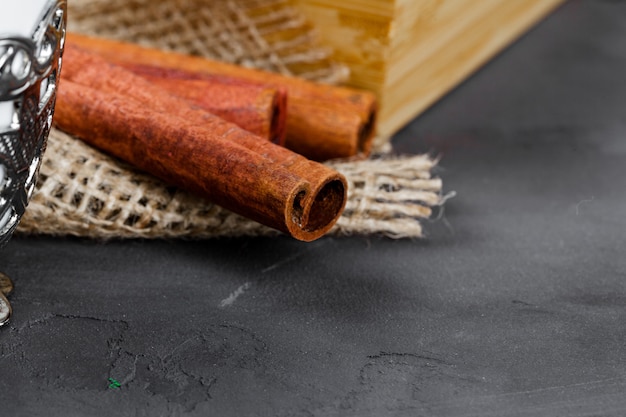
17;0;446;239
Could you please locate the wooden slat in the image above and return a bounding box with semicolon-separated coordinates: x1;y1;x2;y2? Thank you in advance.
291;0;565;139
379;0;565;137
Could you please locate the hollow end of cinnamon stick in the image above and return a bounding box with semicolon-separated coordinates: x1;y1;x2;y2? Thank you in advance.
356;100;378;156
270;89;288;146
288;175;346;241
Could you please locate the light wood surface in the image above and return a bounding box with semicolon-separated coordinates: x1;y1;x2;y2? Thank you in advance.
292;0;566;138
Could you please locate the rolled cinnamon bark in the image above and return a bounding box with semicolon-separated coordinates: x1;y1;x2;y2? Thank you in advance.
66;32;378;161
61;47;341;178
56;55;347;241
124;64;287;145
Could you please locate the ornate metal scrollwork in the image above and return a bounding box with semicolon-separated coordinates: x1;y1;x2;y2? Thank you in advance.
0;0;67;248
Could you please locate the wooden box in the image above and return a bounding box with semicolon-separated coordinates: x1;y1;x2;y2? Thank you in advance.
291;0;565;139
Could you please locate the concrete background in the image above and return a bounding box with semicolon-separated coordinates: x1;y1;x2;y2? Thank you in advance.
2;1;626;415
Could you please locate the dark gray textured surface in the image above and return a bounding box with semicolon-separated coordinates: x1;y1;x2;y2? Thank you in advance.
1;1;626;415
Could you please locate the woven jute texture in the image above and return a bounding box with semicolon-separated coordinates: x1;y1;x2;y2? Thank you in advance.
16;0;444;239
66;0;349;84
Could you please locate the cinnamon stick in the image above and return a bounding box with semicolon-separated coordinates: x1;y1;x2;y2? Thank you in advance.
125;64;287;145
56;52;347;241
61;47;336;175
66;32;378;161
